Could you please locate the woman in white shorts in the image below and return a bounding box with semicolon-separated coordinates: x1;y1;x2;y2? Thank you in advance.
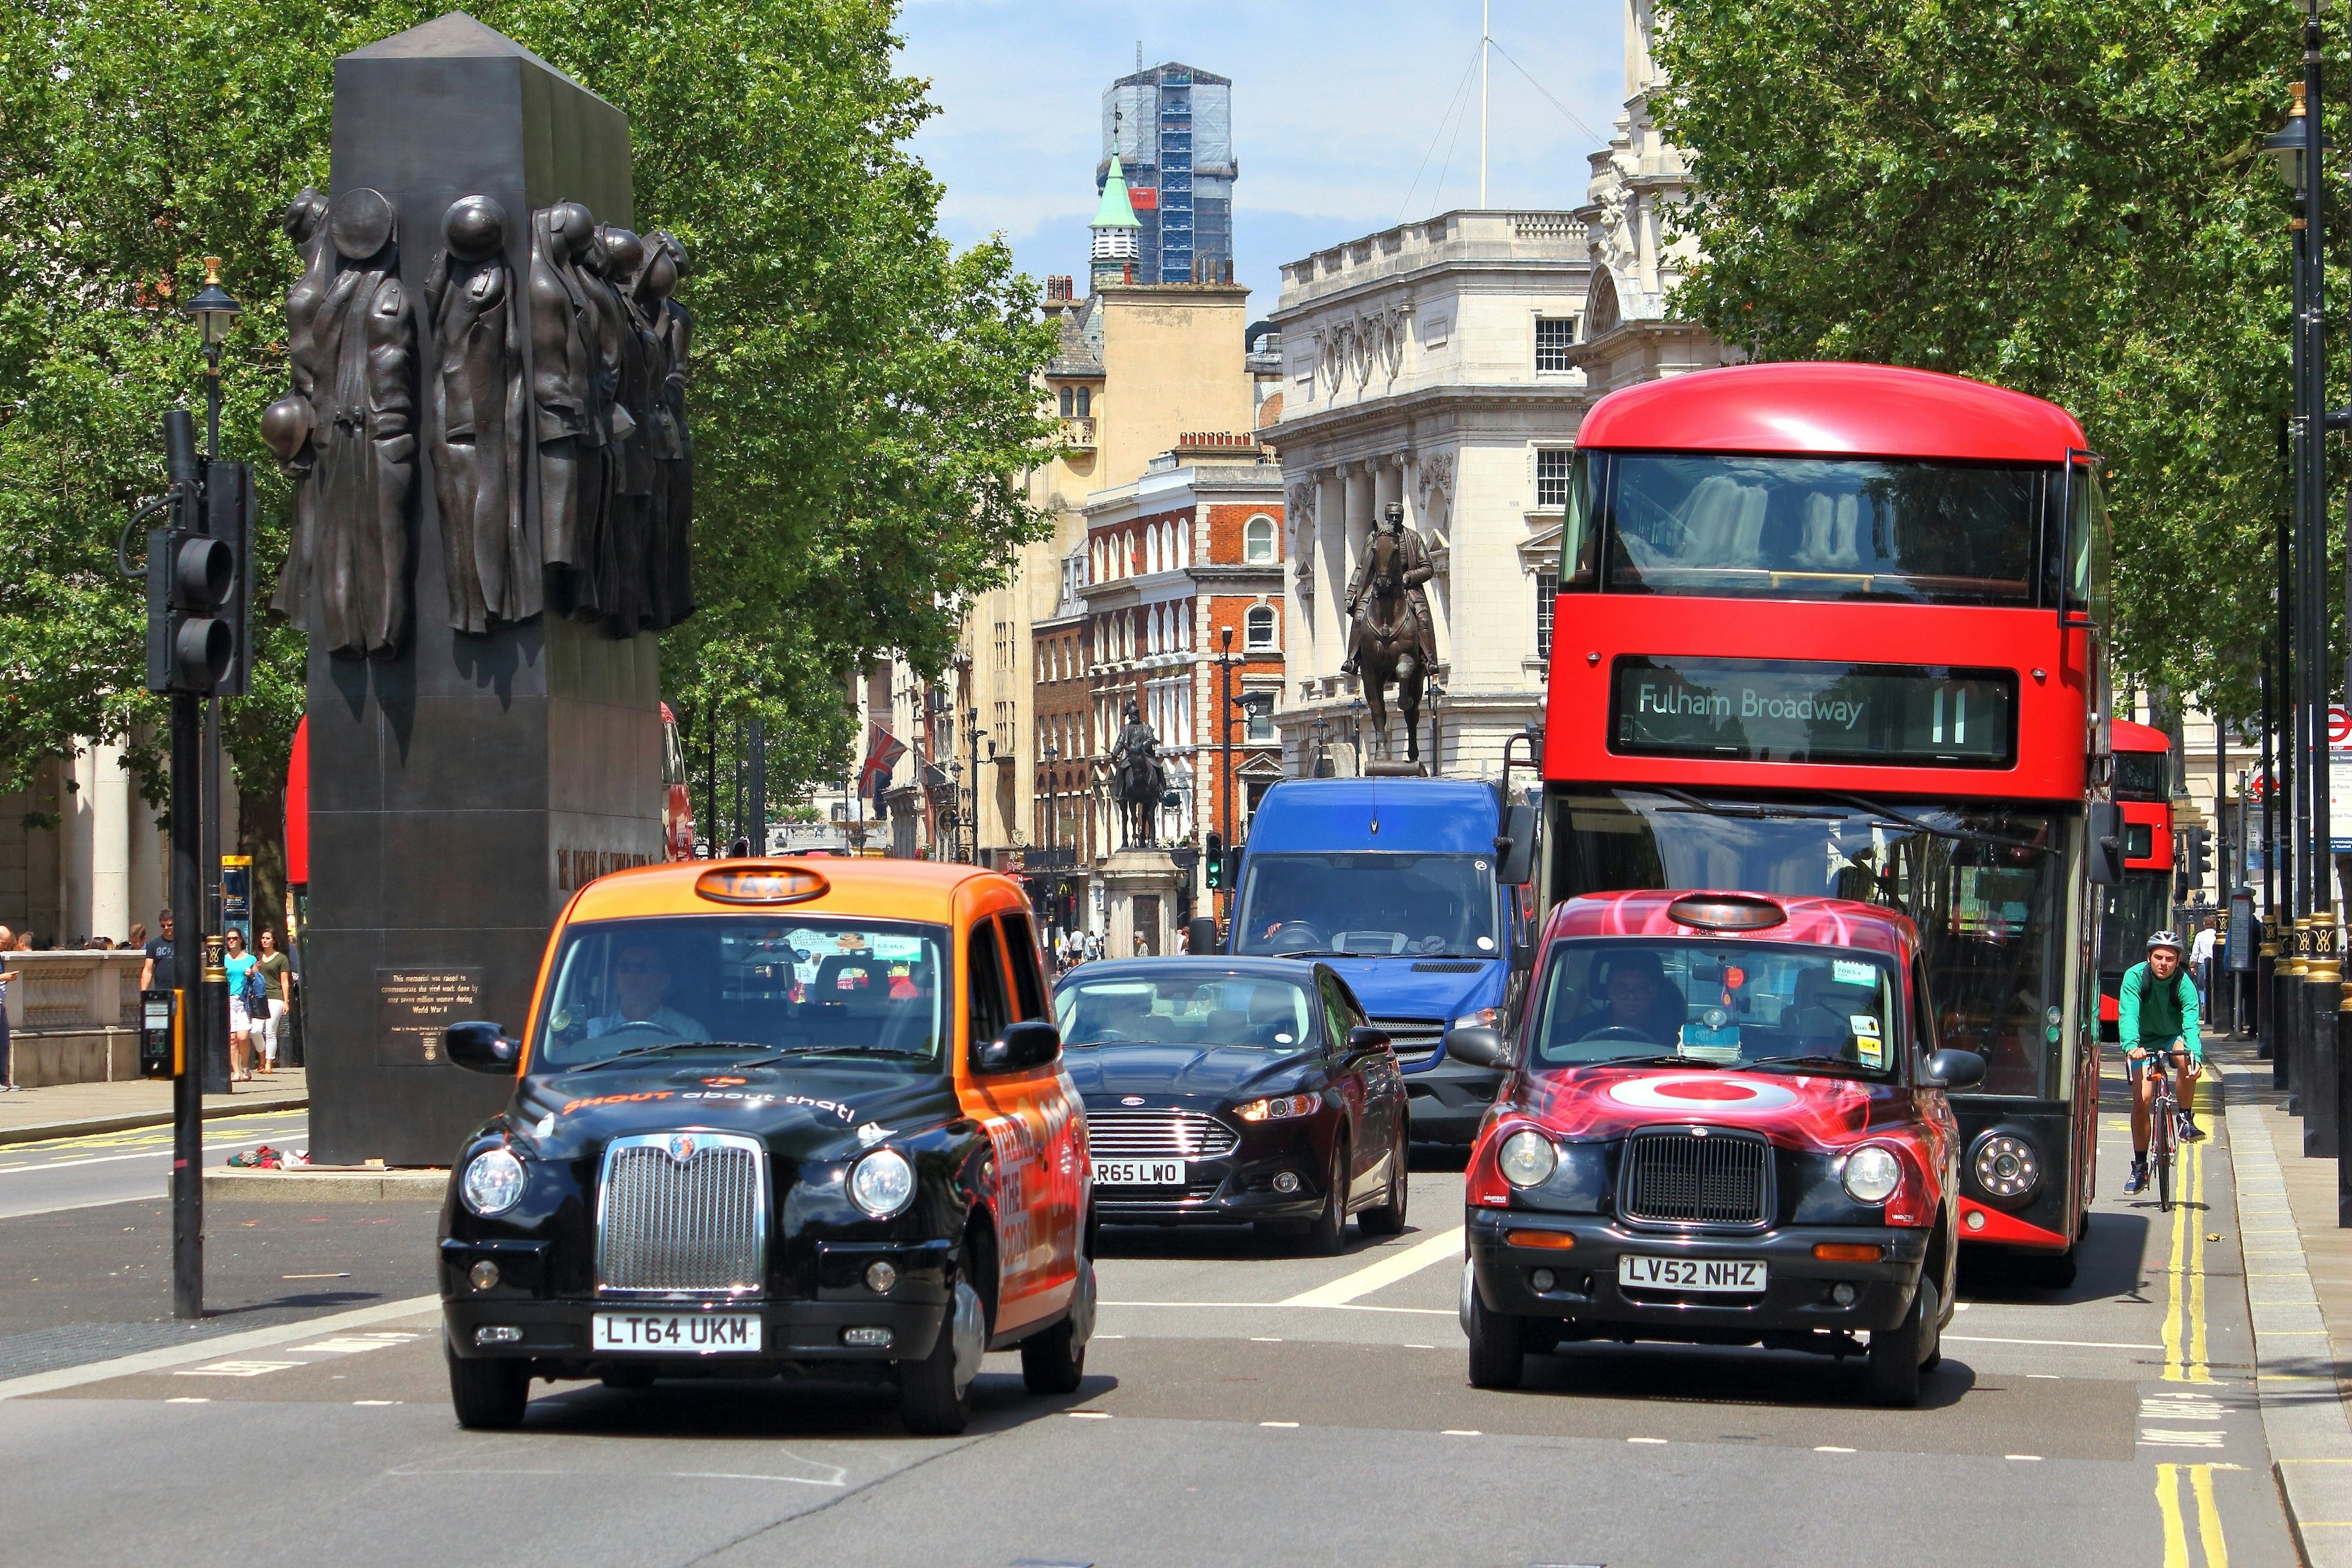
222;927;256;1080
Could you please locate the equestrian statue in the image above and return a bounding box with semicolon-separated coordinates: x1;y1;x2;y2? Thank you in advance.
1340;502;1440;766
1107;699;1169;848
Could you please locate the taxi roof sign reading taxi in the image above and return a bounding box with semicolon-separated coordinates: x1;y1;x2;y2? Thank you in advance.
694;865;830;905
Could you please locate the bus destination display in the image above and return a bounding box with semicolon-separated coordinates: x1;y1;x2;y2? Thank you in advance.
1611;657;2017;767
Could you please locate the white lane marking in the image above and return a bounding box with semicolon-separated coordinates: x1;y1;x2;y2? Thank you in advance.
166;1397;209;1404
176;1360;302;1378
1279;1226;1465;1308
0;1294;442;1401
1102;1299;1457;1317
1945;1334;2164;1351
2141;1430;2228;1448
1442;1429;1481;1436
1815;1446;1855;1453
1067;1411;1112;1420
353;1400;399;1406
286;1333;420;1355
0;1135;293;1176
2006;1455;2043;1462
1250;1336;1283;1343
1260;1420;1298;1428
1628;1437;1667;1445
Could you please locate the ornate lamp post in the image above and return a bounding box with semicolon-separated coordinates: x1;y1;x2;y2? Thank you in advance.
186;257;242;461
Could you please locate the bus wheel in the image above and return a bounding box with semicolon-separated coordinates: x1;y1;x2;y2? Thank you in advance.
2023;1248;2078;1291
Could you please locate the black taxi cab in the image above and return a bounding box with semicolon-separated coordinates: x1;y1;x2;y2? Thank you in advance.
437;858;1093;1435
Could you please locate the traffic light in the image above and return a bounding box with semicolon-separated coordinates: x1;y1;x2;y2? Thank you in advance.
1204;831;1224;890
144;412;251;696
2185;825;2211;887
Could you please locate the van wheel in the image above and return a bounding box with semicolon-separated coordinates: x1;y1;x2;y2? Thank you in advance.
1463;1260;1525;1390
1357;1125;1409;1237
1867;1279;1932;1407
447;1348;529;1430
1302;1135;1350;1256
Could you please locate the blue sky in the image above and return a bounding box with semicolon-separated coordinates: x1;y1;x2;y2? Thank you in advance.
895;0;1627;317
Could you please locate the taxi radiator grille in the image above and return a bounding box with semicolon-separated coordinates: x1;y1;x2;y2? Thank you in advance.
595;1133;769;1298
1617;1129;1772;1229
1374;1017;1446;1066
1086;1109;1240;1159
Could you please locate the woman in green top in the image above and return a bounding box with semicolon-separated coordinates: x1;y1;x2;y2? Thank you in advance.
255;929;292;1074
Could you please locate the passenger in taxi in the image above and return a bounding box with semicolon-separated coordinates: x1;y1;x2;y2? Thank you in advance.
587;942;710;1041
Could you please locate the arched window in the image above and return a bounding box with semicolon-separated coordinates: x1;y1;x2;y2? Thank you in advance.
1076;385;1091;418
1176;521;1191;570
1146;527;1161;576
1244;514;1276;564
1245;605;1277;650
1059;386;1074;418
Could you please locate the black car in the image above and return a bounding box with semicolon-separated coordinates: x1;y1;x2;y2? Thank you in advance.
1052;958;1409;1251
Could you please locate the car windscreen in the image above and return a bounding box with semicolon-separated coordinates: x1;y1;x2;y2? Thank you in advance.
1605;454;2042;605
531;916;949;1071
1529;937;1903;1079
1055;974;1316;1052
1231;852;1497;958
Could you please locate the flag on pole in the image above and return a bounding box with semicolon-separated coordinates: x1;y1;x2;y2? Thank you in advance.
858;723;907;805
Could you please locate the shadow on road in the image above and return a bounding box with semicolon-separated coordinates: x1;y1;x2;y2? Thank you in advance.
1958;1210;2150;1307
513;1368;1117;1441
1513;1339;1978;1412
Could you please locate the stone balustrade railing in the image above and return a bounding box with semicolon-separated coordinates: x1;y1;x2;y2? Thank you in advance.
2;951;145;1034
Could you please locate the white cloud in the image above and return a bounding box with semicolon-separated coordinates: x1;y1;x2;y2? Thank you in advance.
895;0;1624;312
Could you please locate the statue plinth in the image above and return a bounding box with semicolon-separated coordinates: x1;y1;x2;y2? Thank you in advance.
303;15;660;1166
1101;848;1184;959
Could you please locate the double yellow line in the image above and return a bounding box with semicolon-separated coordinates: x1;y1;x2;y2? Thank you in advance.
2155;1463;2229;1567
2160;1109;2212;1383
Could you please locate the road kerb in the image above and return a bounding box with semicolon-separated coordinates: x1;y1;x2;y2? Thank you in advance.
0;1293;443;1403
2218;1062;2352;1568
0;1093;308;1148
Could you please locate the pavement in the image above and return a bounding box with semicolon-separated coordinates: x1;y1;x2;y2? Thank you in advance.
0;1068;307;1145
0;1056;2318;1568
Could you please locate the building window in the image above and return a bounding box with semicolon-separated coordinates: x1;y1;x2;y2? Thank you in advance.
1535;316;1577;372
1245;605;1276;650
1243;514;1276;564
1535;448;1572;510
1075;386;1091;418
1535;571;1559;661
1243;692;1276;744
1058;386;1074;417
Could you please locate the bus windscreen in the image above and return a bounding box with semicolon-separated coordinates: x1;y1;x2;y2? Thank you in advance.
1610;657;2018;767
1547;789;2077;1098
1604;454;2042;604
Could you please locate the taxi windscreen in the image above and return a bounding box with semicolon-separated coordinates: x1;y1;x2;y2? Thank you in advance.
532;916;948;1071
1529;938;1904;1079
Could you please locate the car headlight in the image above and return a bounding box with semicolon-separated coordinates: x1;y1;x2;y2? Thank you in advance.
1842;1145;1902;1205
1972;1133;2041;1202
1497;1128;1558;1188
460;1147;526;1216
1235;1093;1320;1122
849;1148;916;1218
1453;1007;1500;1031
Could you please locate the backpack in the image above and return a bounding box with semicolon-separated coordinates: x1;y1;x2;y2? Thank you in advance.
242;964;270;1011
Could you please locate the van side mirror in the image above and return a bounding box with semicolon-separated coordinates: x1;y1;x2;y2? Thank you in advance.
445;1020;519;1074
1925;1049;1986;1089
975;1019;1061;1074
2088;801;2124;887
1445;1025;1512;1070
1494;801;1537;888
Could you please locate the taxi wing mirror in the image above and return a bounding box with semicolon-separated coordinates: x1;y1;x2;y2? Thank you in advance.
1344;1025;1393;1063
1925;1048;1986;1089
976;1019;1061;1074
1445;1025;1511;1070
445;1020;519;1074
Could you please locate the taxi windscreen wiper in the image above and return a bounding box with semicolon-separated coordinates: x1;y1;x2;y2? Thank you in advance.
1741;1052;1872;1074
731;1044;927;1065
572;1039;778;1071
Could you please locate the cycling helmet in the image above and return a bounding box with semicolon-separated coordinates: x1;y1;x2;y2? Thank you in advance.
2147;930;2185;955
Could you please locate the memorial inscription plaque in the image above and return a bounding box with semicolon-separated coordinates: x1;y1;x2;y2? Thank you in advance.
377;968;487;1064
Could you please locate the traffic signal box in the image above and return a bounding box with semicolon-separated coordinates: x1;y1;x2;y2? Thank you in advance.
145;411;252;698
2178;825;2211;900
1204;832;1224;890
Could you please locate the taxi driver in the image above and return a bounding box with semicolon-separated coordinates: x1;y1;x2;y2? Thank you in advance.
588;943;709;1041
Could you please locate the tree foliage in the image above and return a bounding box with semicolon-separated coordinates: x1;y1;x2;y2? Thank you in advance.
1652;0;2311;717
0;1;1054;899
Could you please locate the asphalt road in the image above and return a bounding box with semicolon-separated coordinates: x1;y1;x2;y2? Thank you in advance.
0;1109;311;1219
0;1083;2301;1568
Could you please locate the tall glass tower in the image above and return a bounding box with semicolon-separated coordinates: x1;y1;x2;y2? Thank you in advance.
1099;61;1235;286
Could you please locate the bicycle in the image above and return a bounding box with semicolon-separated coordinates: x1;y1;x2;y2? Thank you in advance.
2138;1047;2191;1213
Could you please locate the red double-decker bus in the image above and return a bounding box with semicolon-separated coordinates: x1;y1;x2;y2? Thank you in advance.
1540;362;2113;1281
2098;718;2175;1041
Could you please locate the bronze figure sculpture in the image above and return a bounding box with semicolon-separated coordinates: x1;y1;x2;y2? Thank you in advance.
1108;699;1168;848
590;224;654;635
1341;503;1439;765
638;231;695;629
263;188;331;633
266;186;416;660
423;194;533;632
529;200;603;619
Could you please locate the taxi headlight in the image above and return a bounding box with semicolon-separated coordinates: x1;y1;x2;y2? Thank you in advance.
1842;1145;1902;1205
1497;1129;1558;1188
1972;1133;2041;1202
460;1147;526;1216
849;1148;916;1218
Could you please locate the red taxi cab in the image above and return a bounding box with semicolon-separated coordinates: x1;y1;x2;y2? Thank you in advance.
436;858;1092;1435
1447;890;1980;1406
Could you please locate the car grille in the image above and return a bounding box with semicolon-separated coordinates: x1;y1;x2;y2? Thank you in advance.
1617;1128;1773;1230
1096;1179;1226;1211
1375;1016;1446;1067
1086;1109;1240;1159
595;1131;769;1298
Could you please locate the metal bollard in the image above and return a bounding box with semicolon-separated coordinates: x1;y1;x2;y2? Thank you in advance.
2307;913;2340;1159
2286;918;2311;1112
2260;927;2277;1064
2339;982;2352;1225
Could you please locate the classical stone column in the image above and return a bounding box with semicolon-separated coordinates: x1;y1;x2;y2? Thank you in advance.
1315;469;1347;680
88;742;133;946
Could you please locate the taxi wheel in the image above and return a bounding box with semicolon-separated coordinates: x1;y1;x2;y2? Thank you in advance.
1357;1125;1409;1237
1303;1135;1351;1256
1464;1265;1525;1390
1866;1278;1932;1408
900;1308;974;1436
1019;1316;1087;1395
447;1349;530;1430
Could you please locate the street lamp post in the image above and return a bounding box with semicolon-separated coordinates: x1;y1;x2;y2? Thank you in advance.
965;707;984;864
1042;744;1058;850
1218;628;1237;856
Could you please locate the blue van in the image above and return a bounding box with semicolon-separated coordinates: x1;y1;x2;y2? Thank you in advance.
1223;777;1536;1144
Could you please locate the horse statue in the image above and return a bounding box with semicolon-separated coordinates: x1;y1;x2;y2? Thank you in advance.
1108;699;1168;847
1342;503;1438;766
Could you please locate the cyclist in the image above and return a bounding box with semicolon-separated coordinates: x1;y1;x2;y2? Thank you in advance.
2120;929;2204;1196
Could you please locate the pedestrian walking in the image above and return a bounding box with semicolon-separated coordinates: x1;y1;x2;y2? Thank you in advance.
223;927;258;1081
255;928;292;1075
0;923;16;1092
138;909;176;995
2190;917;2217;1012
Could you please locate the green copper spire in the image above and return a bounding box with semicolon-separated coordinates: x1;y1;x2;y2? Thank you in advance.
1092;156;1140;230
